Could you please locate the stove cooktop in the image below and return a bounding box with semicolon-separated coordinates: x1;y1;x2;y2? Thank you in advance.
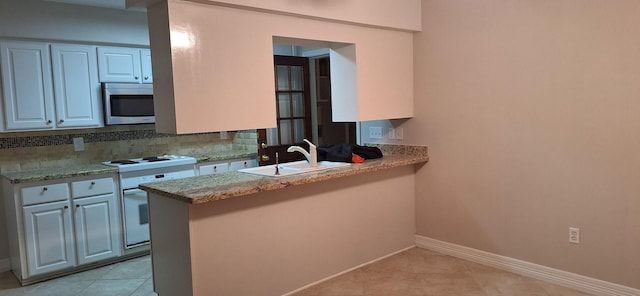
103;155;197;172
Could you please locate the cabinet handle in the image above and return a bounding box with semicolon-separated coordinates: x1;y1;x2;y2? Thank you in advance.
135;76;139;80
76;204;80;208
90;181;95;186
42;187;48;192
46;120;52;124
59;119;64;123
244;161;248;167
261;143;268;149
261;155;270;161
64;205;68;209
144;76;149;80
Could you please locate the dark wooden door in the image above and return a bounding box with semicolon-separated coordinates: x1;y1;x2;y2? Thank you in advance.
257;55;312;166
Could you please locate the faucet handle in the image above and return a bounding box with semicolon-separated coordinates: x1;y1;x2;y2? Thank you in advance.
303;139;316;149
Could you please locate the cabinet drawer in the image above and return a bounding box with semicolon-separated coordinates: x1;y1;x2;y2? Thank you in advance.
229;159;257;171
21;183;69;206
72;178;114;198
198;162;229;175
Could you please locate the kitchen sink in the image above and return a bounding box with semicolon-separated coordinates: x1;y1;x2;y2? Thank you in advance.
238;160;350;177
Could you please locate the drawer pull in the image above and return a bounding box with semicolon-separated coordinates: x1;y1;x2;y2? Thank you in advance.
42;187;48;192
63;205;68;209
76;204;80;208
90;181;96;186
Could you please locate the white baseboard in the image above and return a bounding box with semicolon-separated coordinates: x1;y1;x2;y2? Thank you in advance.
0;258;10;273
415;235;639;296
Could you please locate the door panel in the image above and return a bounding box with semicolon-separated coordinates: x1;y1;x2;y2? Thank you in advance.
0;41;54;130
23;200;75;276
74;194;121;265
51;44;102;128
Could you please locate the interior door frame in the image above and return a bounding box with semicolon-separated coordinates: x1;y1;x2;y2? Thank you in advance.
257;55;312;166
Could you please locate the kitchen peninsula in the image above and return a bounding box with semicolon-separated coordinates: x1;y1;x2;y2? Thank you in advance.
140;145;428;296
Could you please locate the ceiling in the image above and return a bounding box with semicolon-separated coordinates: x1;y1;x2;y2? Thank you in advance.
43;0;146;11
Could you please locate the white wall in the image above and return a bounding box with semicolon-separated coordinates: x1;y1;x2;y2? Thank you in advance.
409;0;640;289
0;0;149;45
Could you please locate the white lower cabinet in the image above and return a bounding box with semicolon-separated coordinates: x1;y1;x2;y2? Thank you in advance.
73;194;121;265
2;175;122;283
229;159;258;171
197;158;257;176
197;162;229;176
23;200;76;276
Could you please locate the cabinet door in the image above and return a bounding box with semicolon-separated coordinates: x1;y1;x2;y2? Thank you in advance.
74;194;122;265
229;159;258;171
51;44;102;128
23;200;75;276
97;47;142;83
140;49;153;83
0;41;55;130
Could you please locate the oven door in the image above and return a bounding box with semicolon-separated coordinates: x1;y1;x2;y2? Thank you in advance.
122;188;150;248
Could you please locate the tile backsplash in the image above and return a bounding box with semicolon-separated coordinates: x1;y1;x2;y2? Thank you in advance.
0;124;257;173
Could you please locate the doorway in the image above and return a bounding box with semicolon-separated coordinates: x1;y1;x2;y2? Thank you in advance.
257;46;357;166
257;55;311;166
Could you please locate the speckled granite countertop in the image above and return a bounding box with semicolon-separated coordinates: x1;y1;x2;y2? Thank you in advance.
1;164;119;184
1;150;257;184
192;150;257;163
140;145;428;205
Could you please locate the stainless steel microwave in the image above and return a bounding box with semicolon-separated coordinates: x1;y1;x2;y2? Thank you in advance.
102;83;154;125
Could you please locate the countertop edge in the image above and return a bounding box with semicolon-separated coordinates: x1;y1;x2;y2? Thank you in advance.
141;153;429;205
2;166;119;184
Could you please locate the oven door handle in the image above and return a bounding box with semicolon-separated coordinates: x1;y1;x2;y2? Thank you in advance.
123;188;147;196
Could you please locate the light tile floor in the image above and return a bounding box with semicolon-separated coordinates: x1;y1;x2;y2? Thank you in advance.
0;256;155;296
292;247;594;296
0;248;594;296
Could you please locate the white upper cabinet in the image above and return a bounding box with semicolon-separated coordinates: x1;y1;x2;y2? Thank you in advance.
0;41;55;130
146;1;414;134
97;46;152;83
51;44;102;128
140;49;153;83
0;40;103;132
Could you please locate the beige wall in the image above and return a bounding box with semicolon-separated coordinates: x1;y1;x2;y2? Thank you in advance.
409;0;640;289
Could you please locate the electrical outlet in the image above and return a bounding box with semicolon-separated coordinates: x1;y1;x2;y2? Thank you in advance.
369;127;383;139
388;128;396;140
73;137;85;152
569;227;580;244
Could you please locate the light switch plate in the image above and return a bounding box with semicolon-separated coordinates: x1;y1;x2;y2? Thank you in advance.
388;128;396;140
369;127;383;139
394;127;403;140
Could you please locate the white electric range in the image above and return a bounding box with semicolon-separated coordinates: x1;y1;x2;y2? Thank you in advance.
103;155;196;249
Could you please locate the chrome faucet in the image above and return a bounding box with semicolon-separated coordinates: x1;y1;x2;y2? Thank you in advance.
287;139;317;167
